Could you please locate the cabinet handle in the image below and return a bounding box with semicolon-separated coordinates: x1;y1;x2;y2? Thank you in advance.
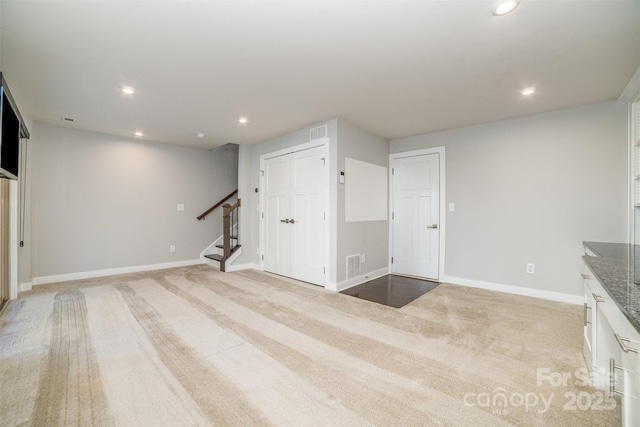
583;303;592;326
614;333;639;353
581;273;592;280
609;358;624;397
592;293;605;303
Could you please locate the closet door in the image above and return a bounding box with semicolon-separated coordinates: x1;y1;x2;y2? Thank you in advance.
262;146;326;286
263;155;291;277
290;147;325;285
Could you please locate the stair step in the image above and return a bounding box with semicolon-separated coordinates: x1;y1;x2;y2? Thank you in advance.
205;254;223;262
216;244;240;249
205;245;241;262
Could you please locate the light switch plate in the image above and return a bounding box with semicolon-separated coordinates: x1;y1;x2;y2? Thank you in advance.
448;203;455;212
177;204;185;211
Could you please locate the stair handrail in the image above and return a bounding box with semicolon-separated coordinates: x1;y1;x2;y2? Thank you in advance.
221;198;241;272
197;189;238;221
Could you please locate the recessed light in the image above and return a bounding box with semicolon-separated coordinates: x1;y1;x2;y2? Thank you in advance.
238;117;248;124
134;131;143;137
520;87;536;96
196;133;205;139
492;0;519;16
121;86;135;95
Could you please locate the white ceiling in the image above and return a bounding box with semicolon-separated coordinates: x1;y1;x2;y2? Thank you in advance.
1;1;639;149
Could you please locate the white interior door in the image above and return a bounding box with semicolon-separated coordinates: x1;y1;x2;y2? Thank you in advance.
290;148;326;284
391;153;440;280
263;146;326;286
263;155;291;276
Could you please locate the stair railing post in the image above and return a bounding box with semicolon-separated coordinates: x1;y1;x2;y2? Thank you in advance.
222;202;231;272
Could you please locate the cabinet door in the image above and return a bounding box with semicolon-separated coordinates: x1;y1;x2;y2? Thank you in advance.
620;349;640;426
609;318;640;426
583;282;596;369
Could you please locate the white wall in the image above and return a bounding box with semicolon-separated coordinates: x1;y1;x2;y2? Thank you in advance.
336;120;389;286
391;100;628;299
28;122;237;282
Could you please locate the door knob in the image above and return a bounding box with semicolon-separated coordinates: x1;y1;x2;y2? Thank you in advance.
289;219;295;224
427;224;438;229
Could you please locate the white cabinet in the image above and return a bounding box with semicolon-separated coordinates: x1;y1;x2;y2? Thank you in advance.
604;306;640;425
582;263;640;426
582;267;611;387
620;349;640;424
583;280;596;369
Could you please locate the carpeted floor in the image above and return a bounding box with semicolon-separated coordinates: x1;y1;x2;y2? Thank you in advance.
0;265;620;426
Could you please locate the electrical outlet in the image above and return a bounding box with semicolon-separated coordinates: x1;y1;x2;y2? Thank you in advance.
361;254;366;263
170;245;176;253
449;203;455;212
526;263;535;274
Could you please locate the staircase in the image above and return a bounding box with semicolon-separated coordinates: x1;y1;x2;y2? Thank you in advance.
203;232;241;266
197;191;241;272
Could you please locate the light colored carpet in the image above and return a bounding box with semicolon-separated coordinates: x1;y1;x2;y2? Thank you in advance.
0;265;620;426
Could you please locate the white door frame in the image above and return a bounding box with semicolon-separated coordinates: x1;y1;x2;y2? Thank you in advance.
259;138;330;287
389;147;446;282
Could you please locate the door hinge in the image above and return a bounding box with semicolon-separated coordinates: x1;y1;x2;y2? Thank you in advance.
392;168;394;175
321;157;326;166
261;212;264;219
261;255;264;260
260;170;264;176
323;267;325;274
391;257;394;264
392;212;394;220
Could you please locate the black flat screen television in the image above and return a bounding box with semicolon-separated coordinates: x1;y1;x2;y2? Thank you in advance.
0;73;29;180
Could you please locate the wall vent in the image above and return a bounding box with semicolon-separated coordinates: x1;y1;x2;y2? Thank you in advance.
346;254;361;280
310;124;328;141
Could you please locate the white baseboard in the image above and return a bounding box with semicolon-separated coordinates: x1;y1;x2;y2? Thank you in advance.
444;275;582;305
336;267;390;292
19;282;32;292
32;259;204;286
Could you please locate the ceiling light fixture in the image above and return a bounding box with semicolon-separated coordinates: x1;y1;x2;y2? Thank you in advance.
121;86;136;95
492;0;519;16
520;87;536;96
238;117;248;124
134;131;143;137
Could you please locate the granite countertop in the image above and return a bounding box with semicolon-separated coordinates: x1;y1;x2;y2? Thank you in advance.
583;241;640;334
